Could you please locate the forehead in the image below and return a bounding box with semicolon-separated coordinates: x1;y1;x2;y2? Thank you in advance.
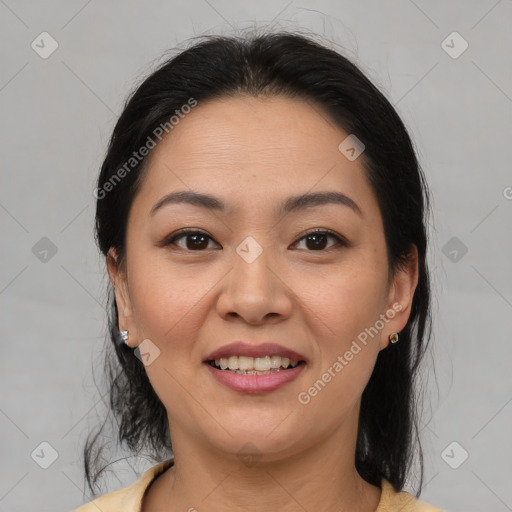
135;94;377;217
150;94;349;168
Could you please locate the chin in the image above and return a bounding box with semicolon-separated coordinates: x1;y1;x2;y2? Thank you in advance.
208;421;303;460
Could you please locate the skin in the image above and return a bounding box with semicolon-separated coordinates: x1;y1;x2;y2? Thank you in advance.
107;95;418;512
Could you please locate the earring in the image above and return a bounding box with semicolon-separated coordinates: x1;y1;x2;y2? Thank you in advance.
120;330;129;345
389;332;399;344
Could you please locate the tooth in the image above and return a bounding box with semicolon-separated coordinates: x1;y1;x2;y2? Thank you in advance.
254;356;271;371
270;356;281;369
238;356;254;370
213;354;301;372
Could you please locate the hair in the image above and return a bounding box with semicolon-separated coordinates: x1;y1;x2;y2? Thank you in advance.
85;29;432;498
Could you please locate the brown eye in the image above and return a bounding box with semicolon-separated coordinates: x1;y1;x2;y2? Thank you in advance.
163;230;219;251
293;230;346;251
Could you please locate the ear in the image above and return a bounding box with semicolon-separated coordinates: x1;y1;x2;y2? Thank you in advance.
380;244;419;350
107;247;137;347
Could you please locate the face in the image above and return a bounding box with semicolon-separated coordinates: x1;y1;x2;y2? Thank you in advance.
108;95;418;462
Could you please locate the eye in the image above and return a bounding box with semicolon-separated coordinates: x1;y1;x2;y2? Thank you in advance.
161;228;347;252
162;229;219;251
292;229;347;251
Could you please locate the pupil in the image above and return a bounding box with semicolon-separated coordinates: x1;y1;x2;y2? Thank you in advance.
187;235;208;250
307;234;327;250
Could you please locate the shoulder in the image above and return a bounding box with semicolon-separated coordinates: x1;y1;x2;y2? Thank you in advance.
378;478;444;512
73;458;174;512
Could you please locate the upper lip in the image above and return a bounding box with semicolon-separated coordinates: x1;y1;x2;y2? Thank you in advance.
205;342;306;363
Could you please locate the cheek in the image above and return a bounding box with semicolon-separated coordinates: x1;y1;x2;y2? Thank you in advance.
297;259;389;345
125;259;210;413
295;271;385;423
292;258;388;411
126;251;186;336
127;252;222;355
300;348;376;430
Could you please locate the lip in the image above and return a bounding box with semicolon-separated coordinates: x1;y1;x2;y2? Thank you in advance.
205;362;306;394
205;342;306;363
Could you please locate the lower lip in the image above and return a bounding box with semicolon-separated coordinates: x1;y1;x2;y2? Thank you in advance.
205;362;305;394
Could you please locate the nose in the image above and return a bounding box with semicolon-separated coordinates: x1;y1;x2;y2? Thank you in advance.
216;242;293;326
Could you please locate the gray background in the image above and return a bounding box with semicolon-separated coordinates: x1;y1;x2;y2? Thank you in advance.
1;1;511;511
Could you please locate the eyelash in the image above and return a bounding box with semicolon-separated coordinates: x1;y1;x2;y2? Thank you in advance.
161;228;347;252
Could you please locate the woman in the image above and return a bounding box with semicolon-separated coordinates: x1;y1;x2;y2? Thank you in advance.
75;30;442;511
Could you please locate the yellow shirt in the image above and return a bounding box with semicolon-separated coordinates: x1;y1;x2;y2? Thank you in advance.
73;458;443;511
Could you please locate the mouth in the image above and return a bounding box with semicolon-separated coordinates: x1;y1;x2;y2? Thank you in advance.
203;342;307;394
206;355;306;375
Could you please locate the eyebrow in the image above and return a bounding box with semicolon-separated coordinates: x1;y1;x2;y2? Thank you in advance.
150;190;362;217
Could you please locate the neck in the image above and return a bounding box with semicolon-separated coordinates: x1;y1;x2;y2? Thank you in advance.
143;407;381;512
